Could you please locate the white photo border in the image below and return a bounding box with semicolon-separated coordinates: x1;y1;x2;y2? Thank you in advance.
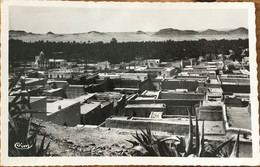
1;1;259;166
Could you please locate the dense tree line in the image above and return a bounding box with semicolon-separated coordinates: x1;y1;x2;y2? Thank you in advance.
9;39;248;64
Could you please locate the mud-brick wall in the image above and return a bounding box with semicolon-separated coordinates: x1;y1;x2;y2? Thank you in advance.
159;92;204;100
162;80;199;91
198;110;223;121
139;79;152;93
112;96;126;116
25;78;47;87
65;85;85;98
28;87;42;96
84;84;103;93
111;79;140;88
221;84;250;93
101;101;114;121
47;102;81;127
224;97;246;107
198;106;223;121
105;118;192;135
166;106;191;115
128;99;201;116
44;88;67;98
30;97;47;121
220;78;250;84
125;107;166;117
81;101;116;125
81;105;102;125
95;78;113;92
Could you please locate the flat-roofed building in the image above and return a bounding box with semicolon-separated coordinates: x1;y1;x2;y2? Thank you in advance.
142;59;160;68
74;93;96;104
161;68;177;77
220;76;250;84
105;116;225;136
97;61;111;70
98;73;120;80
162;79;199;91
9;96;47;120
120;73;148;81
49;59;67;68
159;90;204;100
94;92;126;116
224;93;249;107
206;87;223;101
48;69;84;79
99;73;148;81
226;106;251;130
128;90;204;116
43;88;66;99
158;90;204;116
45;80;69;90
221;82;250;93
114;87;139;94
80;101;102;125
140;90;160;99
198;105;223;121
65;85;86;99
46;99;80;126
125;103;166;117
149;111;163;119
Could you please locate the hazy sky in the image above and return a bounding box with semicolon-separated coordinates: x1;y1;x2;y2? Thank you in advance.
9;5;248;34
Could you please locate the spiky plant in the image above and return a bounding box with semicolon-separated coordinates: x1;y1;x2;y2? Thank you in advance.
9;69;50;156
128;109;240;157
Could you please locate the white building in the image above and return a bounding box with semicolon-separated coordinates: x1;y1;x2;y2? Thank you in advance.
97;61;111;70
49;59;67;68
142;59;160;68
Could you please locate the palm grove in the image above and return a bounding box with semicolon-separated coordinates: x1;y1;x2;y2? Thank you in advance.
9;38;249;64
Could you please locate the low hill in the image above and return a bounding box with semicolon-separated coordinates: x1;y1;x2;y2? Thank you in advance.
47;31;55;35
136;30;147;34
154;28;198;36
88;31;106;35
9;27;248;43
228;27;248;35
199;29;229;35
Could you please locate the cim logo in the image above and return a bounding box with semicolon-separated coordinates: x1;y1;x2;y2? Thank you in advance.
14;142;33;150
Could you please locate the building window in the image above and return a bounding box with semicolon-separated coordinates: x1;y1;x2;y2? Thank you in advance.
57;75;60;78
50;75;52;78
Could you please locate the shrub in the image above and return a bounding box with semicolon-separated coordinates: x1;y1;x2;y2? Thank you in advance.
128;109;240;157
9;69;50;156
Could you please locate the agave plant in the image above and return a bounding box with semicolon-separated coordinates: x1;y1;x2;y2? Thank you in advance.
128;109;240;157
9;69;50;156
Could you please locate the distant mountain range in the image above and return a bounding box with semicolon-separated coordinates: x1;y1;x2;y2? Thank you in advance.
9;27;248;43
153;27;248;36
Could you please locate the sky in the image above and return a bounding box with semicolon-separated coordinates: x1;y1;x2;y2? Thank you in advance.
9;5;248;34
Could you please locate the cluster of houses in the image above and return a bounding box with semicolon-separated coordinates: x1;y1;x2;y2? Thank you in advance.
9;50;251;157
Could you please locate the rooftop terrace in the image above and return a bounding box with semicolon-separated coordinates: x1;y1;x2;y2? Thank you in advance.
9;96;46;103
45;88;63;93
125;103;166;109
80;102;101;115
47;99;79;116
74;94;96;104
226;106;251;130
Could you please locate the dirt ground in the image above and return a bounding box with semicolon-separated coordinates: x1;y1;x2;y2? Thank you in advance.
33;119;172;156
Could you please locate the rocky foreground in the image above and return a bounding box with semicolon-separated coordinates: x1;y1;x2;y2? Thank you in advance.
33;118;172;156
